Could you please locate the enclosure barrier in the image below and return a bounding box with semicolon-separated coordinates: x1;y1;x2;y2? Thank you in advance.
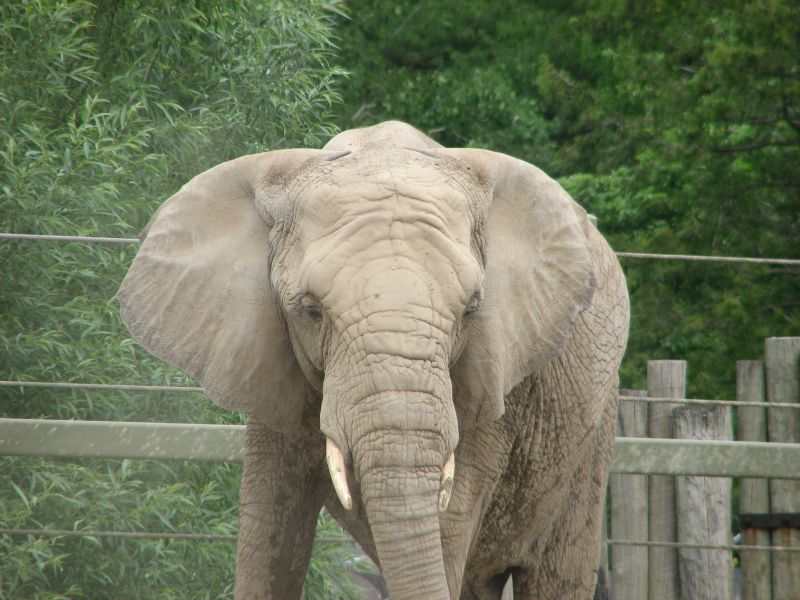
3;337;800;600
2;229;799;598
605;338;800;600
3;231;800;266
1;419;798;478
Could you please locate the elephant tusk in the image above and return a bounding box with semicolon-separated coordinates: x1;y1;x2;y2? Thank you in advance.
326;438;353;511
438;452;455;513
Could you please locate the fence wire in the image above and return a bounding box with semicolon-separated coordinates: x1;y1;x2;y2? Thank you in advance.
1;528;797;553
0;528;351;545
4;382;799;410
606;539;800;553
619;394;800;409
615;251;800;266
0;380;203;393
3;232;800;266
0;233;139;244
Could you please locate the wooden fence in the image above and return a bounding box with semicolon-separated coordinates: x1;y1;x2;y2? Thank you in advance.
604;336;800;600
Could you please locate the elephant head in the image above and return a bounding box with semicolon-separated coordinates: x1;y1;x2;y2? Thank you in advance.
117;121;596;598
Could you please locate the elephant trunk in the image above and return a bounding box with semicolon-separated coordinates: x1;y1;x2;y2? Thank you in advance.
323;386;457;599
354;421;452;600
320;308;460;599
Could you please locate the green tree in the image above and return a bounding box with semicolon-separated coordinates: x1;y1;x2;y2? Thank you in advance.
335;0;564;166
1;1;363;598
541;1;800;395
335;0;799;399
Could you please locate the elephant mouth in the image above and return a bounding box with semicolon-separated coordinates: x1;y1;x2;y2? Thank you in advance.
325;437;456;513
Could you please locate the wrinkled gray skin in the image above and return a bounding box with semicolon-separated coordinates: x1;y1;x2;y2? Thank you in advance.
117;122;629;599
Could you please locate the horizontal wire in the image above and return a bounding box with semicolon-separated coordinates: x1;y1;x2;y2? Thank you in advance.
4;382;799;410
615;251;800;266
0;233;138;244
606;539;800;553
0;528;236;542
619;395;800;409
2;232;799;266
0;380;203;393
0;528;352;545
1;528;795;552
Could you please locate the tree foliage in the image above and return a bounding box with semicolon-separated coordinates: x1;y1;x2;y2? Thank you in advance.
335;0;799;398
1;1;360;598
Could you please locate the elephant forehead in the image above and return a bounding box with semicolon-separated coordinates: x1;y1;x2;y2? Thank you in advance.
300;229;481;312
295;160;474;240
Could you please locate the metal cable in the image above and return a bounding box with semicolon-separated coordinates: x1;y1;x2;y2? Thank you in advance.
606;539;800;553
1;528;795;552
619;395;800;409
3;232;799;266
0;381;203;393
615;252;800;266
0;528;352;544
0;233;138;244
0;528;236;542
4;382;800;410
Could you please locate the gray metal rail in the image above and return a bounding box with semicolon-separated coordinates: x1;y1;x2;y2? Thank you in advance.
1;418;798;479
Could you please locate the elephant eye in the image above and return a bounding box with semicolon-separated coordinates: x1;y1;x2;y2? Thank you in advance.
464;293;481;317
300;294;323;321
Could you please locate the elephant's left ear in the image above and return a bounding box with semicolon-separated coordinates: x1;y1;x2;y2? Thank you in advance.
444;149;597;430
117;150;320;432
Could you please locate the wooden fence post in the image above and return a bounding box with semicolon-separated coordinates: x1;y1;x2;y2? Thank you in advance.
598;487;610;600
737;360;771;600
765;337;800;600
674;404;733;600
611;389;649;599
647;360;685;600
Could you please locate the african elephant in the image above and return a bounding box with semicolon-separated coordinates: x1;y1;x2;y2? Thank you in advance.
117;121;629;600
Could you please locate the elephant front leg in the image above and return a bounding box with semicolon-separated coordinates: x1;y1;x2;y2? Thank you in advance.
440;425;512;599
510;427;614;600
235;419;327;600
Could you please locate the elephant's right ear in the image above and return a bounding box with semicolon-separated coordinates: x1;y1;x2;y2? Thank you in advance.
443;149;597;430
117;150;319;432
